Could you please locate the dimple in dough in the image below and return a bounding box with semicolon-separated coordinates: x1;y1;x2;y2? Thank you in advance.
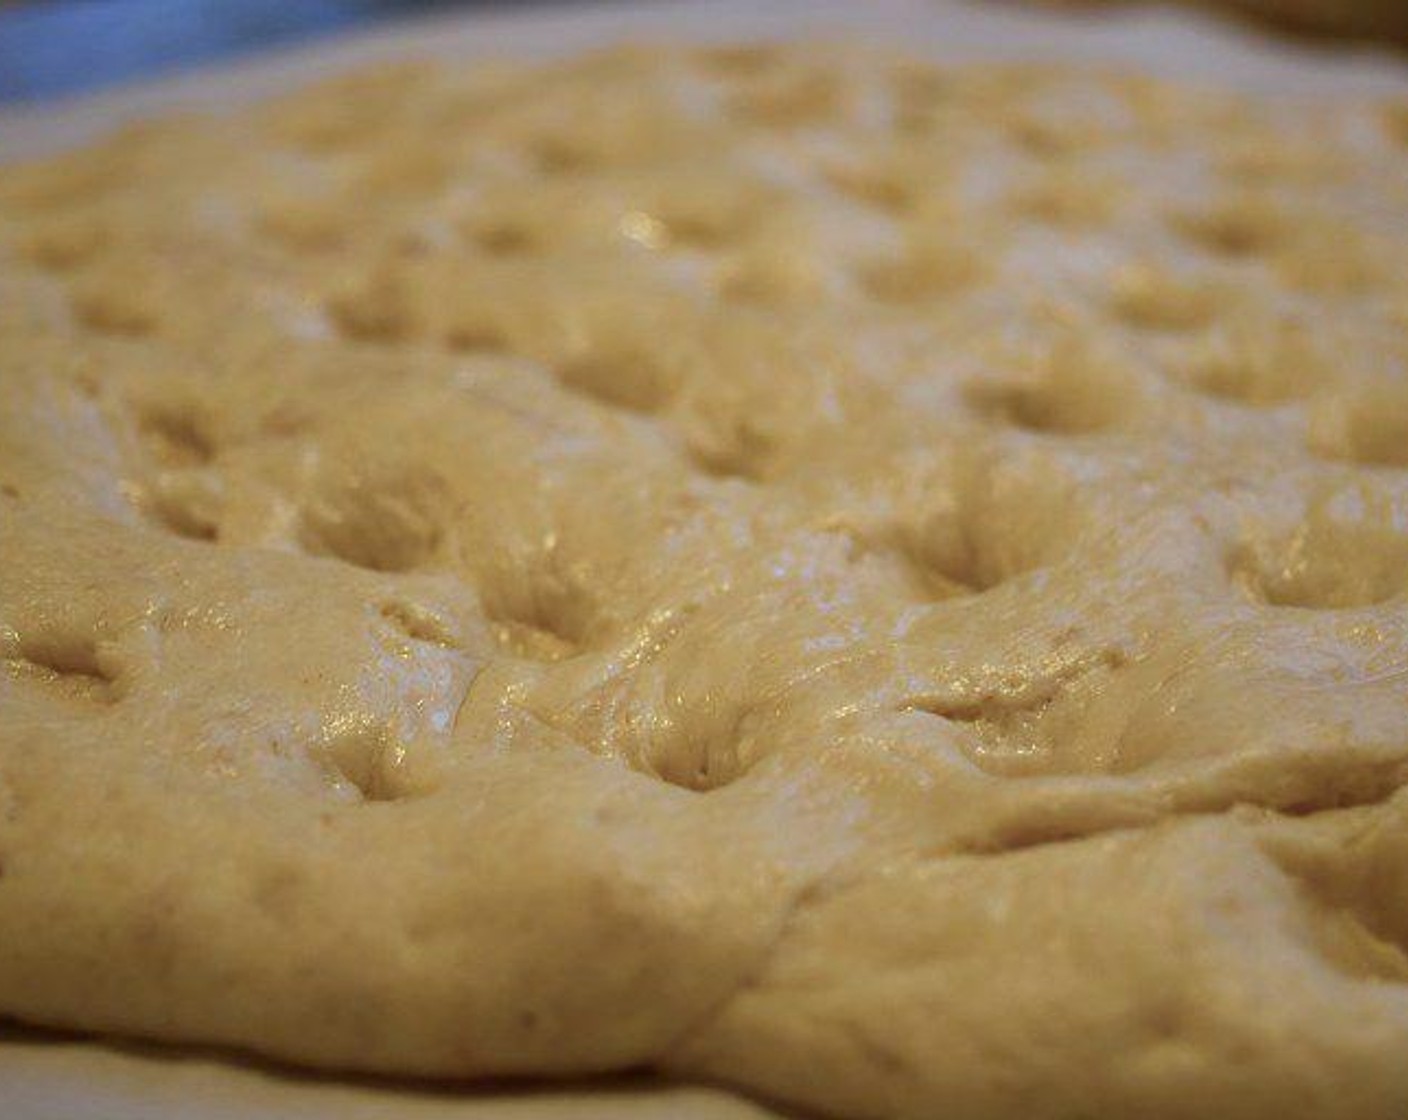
2;40;1408;1120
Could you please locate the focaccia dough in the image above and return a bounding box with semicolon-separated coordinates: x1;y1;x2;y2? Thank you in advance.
2;40;1408;1120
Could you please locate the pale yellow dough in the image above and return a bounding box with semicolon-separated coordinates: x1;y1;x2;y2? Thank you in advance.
2;41;1408;1120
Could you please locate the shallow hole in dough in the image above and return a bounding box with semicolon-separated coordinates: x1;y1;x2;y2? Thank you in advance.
857;237;983;305
1168;195;1291;258
149;489;220;543
647;742;747;792
1275;226;1381;296
693;43;778;78
871;444;1090;606
651;184;764;249
1108;264;1219;332
888;63;956;136
823;161;919;214
964;340;1136;435
5;632;119;705
255;192;349;251
464;218;545;257
554;347;678;414
887;501;1038;598
378;601;460;650
639;706;758;792
1265;830;1408;983
1003;111;1104;159
353;139;454;201
69;274;159;338
682;411;777;483
299;473;445;574
527;133;597;175
443;318;513;355
321;724;421;802
725;69;843;129
686;443;768;483
1307;385;1408;469
139;406;216;468
1179;318;1323;406
488;618;579;662
1230;488;1408;609
718;256;820;308
1006;170;1120;228
325;267;413;343
906;648;1127;780
479;570;595;663
21;214;107;272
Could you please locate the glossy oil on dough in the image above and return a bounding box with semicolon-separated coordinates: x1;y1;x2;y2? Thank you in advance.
1;41;1408;1120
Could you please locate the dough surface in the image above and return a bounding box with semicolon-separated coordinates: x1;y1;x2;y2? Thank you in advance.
2;39;1408;1120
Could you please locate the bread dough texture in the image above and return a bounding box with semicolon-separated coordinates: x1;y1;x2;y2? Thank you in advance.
2;40;1408;1120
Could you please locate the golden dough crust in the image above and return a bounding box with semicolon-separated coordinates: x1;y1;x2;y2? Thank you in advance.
1;41;1408;1120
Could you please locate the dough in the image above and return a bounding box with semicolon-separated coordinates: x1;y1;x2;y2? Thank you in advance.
1;40;1407;1120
